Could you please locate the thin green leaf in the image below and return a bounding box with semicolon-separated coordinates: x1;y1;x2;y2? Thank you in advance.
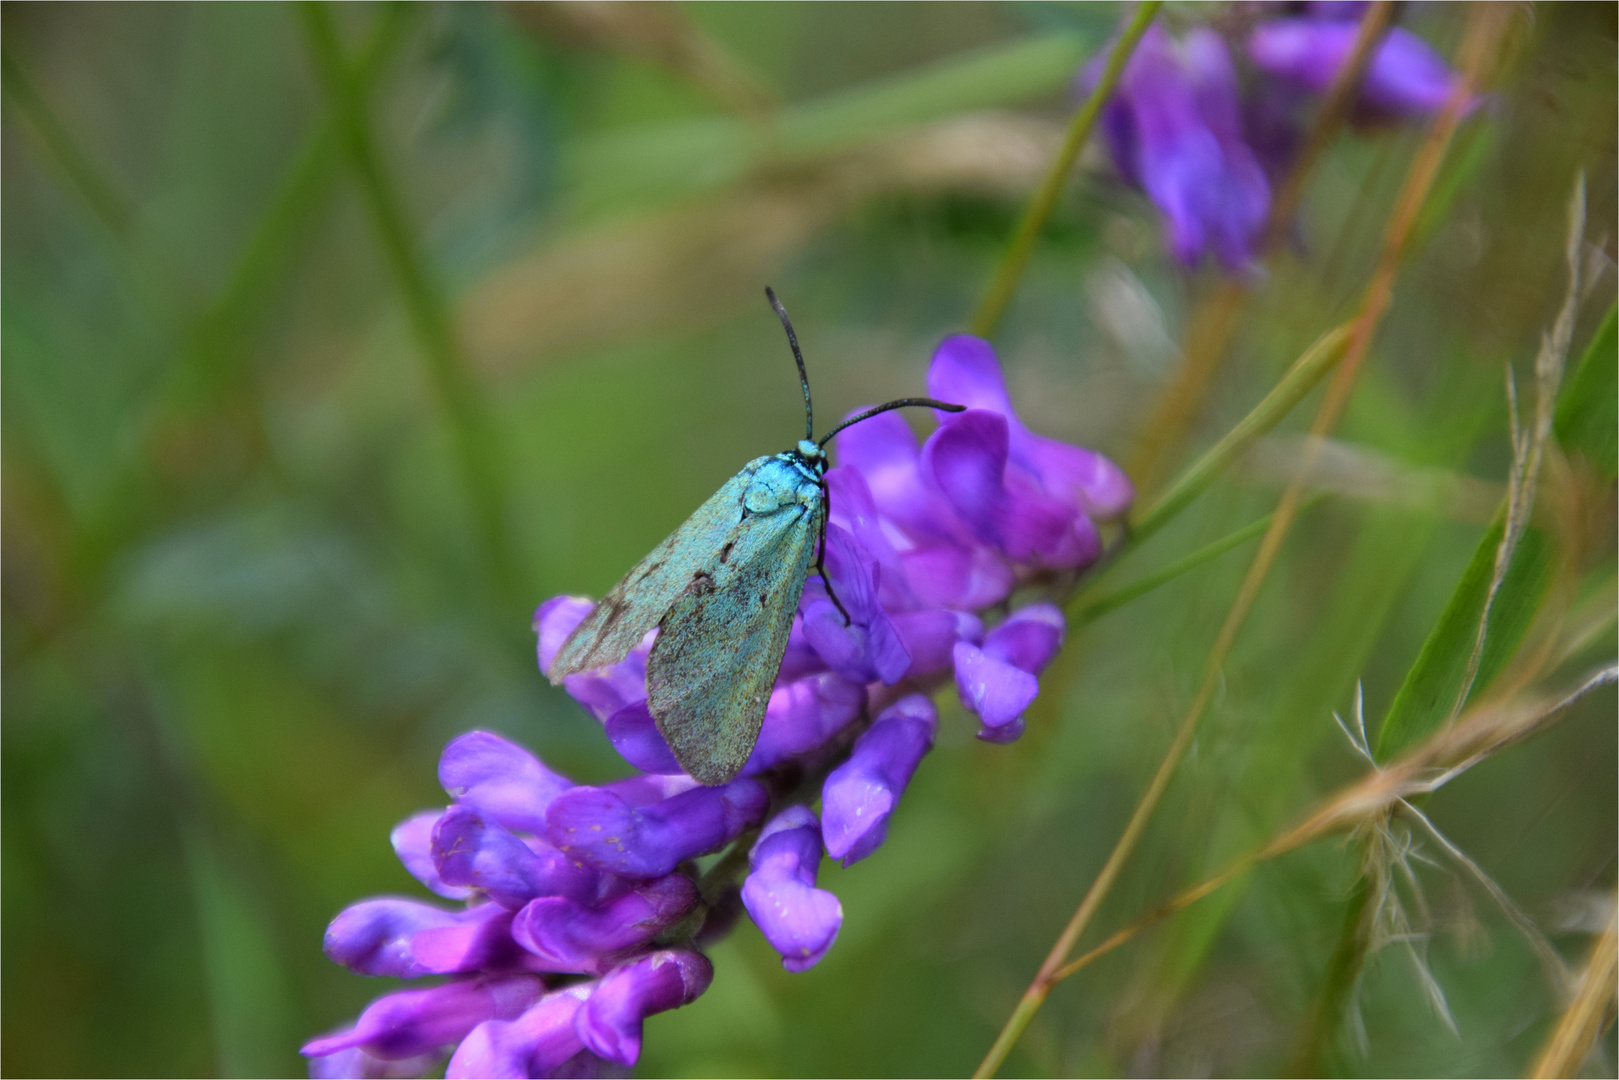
1072;506;1296;626
1375;513;1554;759
1553;302;1617;481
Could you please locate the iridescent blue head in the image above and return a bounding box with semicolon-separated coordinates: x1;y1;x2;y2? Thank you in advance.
764;287;965;471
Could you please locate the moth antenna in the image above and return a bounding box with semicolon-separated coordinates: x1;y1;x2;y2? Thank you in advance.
815;480;851;627
766;286;814;442
817;397;966;448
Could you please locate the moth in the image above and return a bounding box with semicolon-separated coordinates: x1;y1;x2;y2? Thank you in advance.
547;288;963;785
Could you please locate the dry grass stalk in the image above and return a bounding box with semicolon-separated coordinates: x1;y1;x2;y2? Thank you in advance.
1529;902;1618;1079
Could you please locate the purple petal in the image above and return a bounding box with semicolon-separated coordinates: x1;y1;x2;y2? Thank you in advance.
1249;20;1465;117
890;608;984;678
440;731;573;833
743;673;866;775
741;806;842;972
821;695;938;866
953;640;1040;740
926;335;1133;523
511;874;697;974
433;805;600;908
392;810;474;901
602;702;683;775
825;466;911;607
925;333;1018;417
776;616;832;684
800;525;911;685
307;1045;443;1079
830;409;964;545
899;545;1013;610
447;986;595;1080
575;950;713;1066
926;410;1095;567
546;779;768;878
602;772;701;807
976;715;1026;745
410;903;546;976
982;603;1065;676
537;599;655;725
536;596;595;673
301;976;546;1062
323;897;463;978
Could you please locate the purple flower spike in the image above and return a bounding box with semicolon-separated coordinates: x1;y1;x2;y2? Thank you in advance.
392;810;474;901
576;950;714;1066
801;524;911;685
822;695;939;866
741;806;843;971
447;986;599;1080
323;897;464;978
546;779;768;878
602;701;683;775
744;673;866;775
953;604;1066;743
511;873;698;974
1249;20;1467;118
441;731;574;834
433;806;600;908
1087;24;1270;268
302;976;546;1063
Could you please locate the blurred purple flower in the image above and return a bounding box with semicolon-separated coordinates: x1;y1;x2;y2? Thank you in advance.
742;807;843;971
1249;16;1469;120
1085;23;1271;268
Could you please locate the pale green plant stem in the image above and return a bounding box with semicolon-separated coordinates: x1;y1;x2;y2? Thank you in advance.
968;1;1161;339
1074;502;1318;628
300;3;525;602
974;10;1499;1074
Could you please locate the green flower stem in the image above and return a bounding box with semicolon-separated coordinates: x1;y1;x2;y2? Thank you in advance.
299;3;525;602
968;1;1161;339
1072;502;1322;628
1129;326;1351;547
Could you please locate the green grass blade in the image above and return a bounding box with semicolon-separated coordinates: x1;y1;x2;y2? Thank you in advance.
1553;302;1617;480
1072;506;1297;626
1375;512;1554;759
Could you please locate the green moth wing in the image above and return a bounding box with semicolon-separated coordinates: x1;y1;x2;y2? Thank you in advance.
547;457;770;682
647;492;824;785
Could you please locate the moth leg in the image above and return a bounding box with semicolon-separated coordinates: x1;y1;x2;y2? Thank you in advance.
816;480;851;627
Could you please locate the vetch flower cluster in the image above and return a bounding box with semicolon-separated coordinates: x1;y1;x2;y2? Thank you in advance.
1084;4;1469;269
304;335;1131;1078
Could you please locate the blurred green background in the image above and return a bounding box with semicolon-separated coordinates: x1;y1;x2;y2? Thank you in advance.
2;3;1615;1077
